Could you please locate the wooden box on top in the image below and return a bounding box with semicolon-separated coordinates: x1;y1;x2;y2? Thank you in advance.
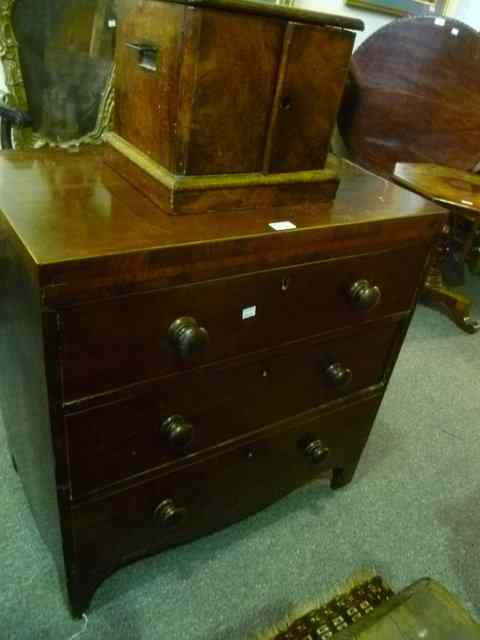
105;0;363;214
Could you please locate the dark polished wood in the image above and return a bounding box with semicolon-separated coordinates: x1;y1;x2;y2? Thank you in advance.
61;243;428;400
104;143;341;215
394;163;480;216
115;0;360;175
0;215;71;608
107;0;360;212
338;17;480;177
394;163;480;333
176;6;283;175
0;148;445;617
69;395;382;615
115;0;185;172
66;320;399;499
264;23;353;174
154;0;364;31
0;150;444;306
338;17;480;334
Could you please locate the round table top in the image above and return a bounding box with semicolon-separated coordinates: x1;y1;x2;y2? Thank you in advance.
338;17;480;177
393;163;480;215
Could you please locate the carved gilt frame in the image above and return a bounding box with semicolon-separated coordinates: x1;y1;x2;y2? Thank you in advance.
0;0;115;149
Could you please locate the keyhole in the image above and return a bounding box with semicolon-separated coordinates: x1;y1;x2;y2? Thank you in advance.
280;96;293;111
282;277;291;291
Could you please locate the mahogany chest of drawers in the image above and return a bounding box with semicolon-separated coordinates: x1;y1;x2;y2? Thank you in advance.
0;149;445;616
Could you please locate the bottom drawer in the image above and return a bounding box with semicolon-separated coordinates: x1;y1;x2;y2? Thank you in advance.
70;395;382;578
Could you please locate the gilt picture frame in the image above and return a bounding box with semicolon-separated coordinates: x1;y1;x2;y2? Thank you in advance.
346;0;446;17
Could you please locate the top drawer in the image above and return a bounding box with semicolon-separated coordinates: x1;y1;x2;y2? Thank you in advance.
61;244;427;400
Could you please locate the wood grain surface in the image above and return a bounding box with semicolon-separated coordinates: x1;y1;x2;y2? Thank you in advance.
111;0;359;216
0;149;446;305
69;395;382;612
266;23;354;173
394;163;480;215
159;0;364;31
0;147;445;617
66;320;399;498
60;244;427;400
339;17;480;176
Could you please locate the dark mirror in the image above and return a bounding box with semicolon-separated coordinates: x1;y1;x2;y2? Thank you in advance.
12;0;116;142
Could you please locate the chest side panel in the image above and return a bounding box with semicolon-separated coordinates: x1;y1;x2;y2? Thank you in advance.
0;223;66;575
115;0;185;172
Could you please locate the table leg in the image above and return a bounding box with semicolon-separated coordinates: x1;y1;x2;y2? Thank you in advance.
423;227;479;334
466;219;480;275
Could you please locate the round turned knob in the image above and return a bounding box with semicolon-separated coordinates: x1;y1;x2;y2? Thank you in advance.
168;317;209;359
325;362;353;390
154;499;187;528
349;279;381;312
305;439;330;465
161;415;194;450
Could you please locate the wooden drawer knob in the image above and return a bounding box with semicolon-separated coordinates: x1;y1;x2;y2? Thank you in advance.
161;415;194;451
349;279;381;311
325;362;353;390
168;316;209;358
154;499;187;529
304;439;330;465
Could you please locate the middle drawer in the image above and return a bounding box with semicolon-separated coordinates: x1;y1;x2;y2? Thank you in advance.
66;321;399;499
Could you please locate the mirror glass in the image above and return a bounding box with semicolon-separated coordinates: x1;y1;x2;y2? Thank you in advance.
12;0;116;142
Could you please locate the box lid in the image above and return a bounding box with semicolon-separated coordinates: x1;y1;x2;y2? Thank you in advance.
162;0;364;31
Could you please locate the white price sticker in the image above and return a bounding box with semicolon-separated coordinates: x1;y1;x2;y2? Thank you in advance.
268;221;297;231
242;306;257;320
434;17;446;27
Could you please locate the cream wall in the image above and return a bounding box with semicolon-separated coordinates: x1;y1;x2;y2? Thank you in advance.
448;0;480;28
302;0;480;47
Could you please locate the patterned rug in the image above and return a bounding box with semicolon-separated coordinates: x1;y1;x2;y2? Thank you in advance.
258;575;394;640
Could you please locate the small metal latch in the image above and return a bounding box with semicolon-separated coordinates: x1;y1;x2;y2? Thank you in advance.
126;42;158;72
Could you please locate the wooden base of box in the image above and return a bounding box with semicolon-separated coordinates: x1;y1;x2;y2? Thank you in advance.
104;132;340;215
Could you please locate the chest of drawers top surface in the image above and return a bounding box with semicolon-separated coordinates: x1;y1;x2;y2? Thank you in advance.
0;150;444;304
